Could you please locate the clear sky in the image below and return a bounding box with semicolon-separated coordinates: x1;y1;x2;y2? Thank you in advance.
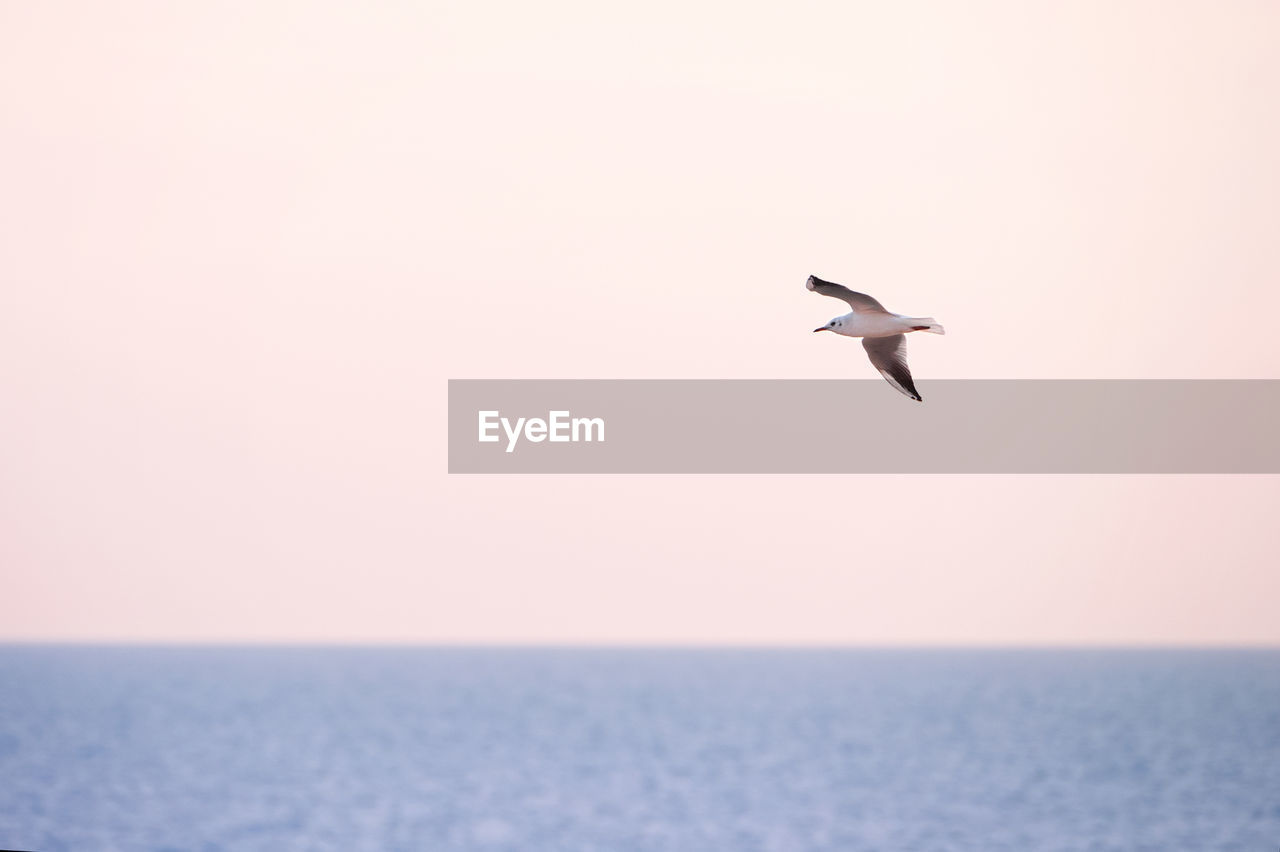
3;1;1278;643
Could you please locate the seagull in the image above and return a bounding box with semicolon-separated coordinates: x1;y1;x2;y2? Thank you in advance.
807;274;945;401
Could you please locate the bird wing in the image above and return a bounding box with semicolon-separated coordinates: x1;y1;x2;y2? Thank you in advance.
806;276;886;313
862;335;922;401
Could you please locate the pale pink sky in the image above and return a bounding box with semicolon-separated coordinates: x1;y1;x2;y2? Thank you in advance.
2;1;1278;643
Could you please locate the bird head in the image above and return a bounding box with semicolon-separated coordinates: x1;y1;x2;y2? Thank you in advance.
814;318;841;333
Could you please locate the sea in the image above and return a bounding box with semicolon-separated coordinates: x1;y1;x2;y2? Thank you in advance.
1;647;1277;851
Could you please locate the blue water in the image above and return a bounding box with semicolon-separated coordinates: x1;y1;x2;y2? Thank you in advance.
1;648;1277;851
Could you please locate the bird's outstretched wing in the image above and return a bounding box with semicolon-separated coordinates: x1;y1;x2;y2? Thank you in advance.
806;275;886;313
862;335;922;401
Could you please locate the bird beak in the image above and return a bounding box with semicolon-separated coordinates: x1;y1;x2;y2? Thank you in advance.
813;326;828;333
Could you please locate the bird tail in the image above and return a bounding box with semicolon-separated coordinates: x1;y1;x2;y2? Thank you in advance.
908;318;945;335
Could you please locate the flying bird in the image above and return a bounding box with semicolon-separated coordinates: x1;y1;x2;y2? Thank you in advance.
807;274;945;401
